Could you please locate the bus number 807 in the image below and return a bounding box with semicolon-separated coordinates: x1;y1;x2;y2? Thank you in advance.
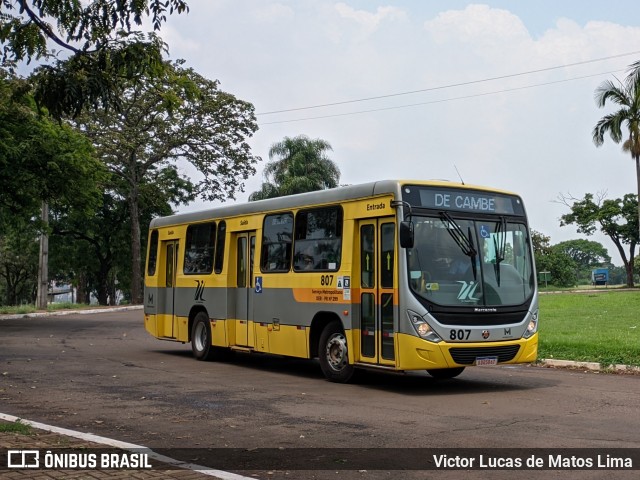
450;329;471;340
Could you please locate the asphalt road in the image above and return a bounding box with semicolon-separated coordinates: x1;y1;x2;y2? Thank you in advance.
1;310;639;479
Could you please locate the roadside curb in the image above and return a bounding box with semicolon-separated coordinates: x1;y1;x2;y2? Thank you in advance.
539;358;640;374
0;305;143;320
0;413;252;480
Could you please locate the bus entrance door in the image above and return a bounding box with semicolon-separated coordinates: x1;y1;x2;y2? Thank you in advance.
159;239;178;338
234;231;256;346
357;218;396;367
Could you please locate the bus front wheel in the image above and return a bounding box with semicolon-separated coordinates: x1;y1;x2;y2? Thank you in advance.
319;321;355;383
427;367;465;379
191;312;215;361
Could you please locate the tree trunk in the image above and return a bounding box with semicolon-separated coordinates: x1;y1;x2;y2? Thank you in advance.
635;154;640;287
107;276;117;306
625;262;635;288
129;187;143;304
636;154;640;240
96;265;109;305
76;272;89;304
36;201;49;310
5;269;17;306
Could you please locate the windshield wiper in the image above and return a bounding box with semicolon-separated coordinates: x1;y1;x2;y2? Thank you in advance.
439;212;478;279
493;216;507;286
467;225;478;280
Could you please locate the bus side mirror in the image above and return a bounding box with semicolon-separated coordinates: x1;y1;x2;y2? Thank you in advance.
399;221;414;248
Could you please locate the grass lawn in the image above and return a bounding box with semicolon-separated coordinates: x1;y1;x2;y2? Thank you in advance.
0;302;104;315
0;420;32;435
539;289;640;367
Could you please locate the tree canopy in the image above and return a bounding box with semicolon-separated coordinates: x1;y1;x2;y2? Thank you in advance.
560;192;638;287
531;230;577;288
553;239;611;270
250;135;340;201
1;0;188;117
70;59;260;303
592;61;640;240
0;71;104;230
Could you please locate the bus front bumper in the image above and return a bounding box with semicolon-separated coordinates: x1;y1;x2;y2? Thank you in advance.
396;332;538;371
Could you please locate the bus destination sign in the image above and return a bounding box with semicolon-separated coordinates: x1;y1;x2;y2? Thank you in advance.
403;186;524;216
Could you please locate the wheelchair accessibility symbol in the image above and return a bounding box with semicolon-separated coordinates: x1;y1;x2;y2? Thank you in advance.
255;276;263;293
480;225;490;238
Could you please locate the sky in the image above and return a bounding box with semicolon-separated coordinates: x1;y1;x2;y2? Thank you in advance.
160;0;640;266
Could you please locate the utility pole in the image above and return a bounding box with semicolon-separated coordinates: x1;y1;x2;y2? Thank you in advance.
36;201;49;310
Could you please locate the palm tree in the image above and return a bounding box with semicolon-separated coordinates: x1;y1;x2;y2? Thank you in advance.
592;63;640;241
249;135;340;201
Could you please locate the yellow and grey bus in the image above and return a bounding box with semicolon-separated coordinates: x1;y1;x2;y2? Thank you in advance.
144;180;538;382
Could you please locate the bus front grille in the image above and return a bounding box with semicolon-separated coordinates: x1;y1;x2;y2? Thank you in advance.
432;311;529;326
448;345;521;365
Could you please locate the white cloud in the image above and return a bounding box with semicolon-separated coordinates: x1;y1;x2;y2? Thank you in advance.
424;4;530;45
334;2;406;35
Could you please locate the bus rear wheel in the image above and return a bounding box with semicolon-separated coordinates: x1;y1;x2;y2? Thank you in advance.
319;321;355;383
427;367;465;379
191;312;216;361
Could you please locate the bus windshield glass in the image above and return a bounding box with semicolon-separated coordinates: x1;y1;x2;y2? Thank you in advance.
407;216;534;307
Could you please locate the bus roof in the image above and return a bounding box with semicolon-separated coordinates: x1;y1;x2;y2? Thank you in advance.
149;179;519;229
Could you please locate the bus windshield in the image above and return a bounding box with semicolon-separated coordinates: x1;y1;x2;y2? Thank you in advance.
407;216;534;307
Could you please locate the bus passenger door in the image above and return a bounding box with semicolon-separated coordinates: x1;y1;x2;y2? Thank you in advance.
234;232;256;346
160;240;178;338
358;218;396;367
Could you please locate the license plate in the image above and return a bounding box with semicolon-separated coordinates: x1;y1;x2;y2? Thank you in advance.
475;356;498;366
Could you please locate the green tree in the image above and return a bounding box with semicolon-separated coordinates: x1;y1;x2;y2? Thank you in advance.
250;135;339;200
0;71;104;234
531;230;577;288
531;230;552;257
70;60;259;303
592;62;640;240
1;72;104;306
0;221;38;305
553;239;611;284
553;239;611;267
0;71;104;230
607;265;629;285
535;249;577;288
560;193;638;287
1;0;188;118
51;179;175;305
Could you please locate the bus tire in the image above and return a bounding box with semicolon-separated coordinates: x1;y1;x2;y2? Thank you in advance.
318;321;355;383
427;367;465;379
191;312;215;361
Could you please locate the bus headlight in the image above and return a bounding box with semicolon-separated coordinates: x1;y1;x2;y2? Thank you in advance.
407;310;441;343
523;309;538;339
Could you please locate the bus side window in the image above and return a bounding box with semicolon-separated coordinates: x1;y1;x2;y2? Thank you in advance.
361;225;375;288
293;206;342;272
184;222;216;275
147;230;159;276
261;213;293;272
214;220;226;274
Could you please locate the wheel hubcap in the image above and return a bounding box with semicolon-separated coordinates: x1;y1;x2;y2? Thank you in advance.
325;333;348;371
194;322;206;352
